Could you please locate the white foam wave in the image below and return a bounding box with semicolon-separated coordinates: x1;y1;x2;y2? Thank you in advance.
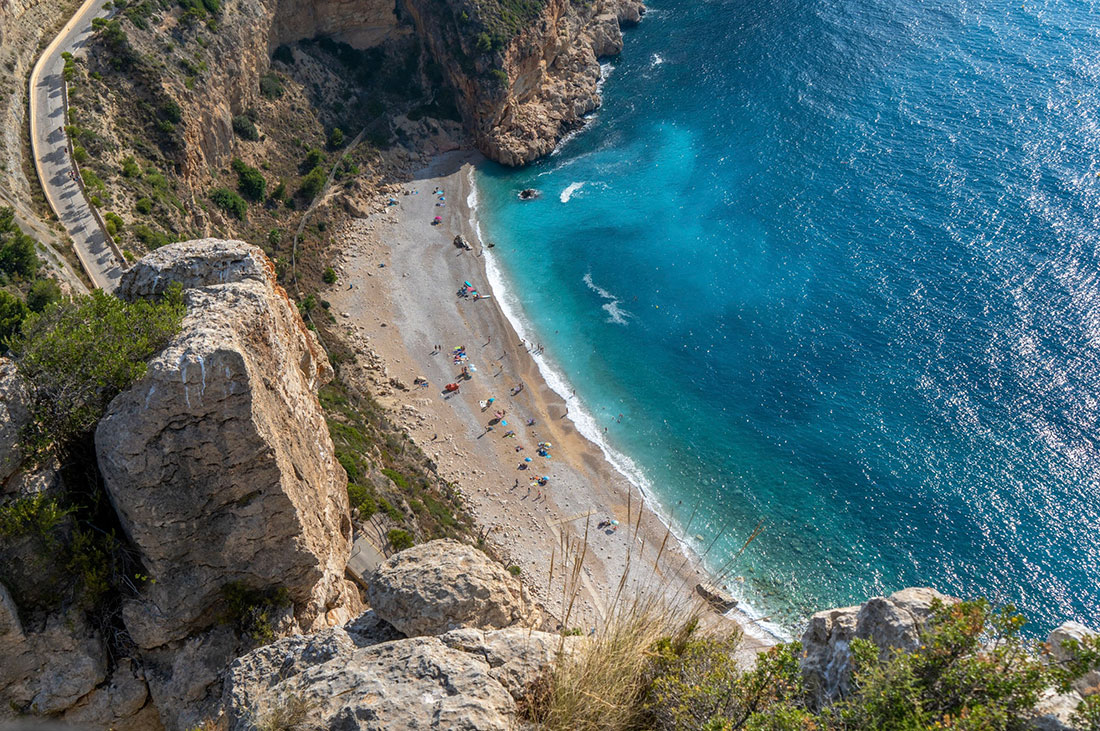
467;167;786;644
560;181;585;203
651;53;664;66
582;271;631;325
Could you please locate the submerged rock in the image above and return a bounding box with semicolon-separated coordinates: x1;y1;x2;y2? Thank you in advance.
366;539;539;637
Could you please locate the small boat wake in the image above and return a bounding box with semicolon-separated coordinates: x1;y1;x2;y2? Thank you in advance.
583;272;632;325
560;182;586;203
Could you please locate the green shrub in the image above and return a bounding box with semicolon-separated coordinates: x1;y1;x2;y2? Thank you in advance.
232;114;259;141
0;291;27;350
81;169;106;192
273;44;294;65
103;211;124;237
346;483;377;518
387;528;413;552
327;127;344;148
270;179;287;202
303;147;325;170
231;158;266;201
135;197;153;214
132;224;171;248
10;287;185;457
259;72;284;98
488;68;509;86
378;498;402;522
158;99;182;124
72;146;88;164
532;597;1100;731
298;166;326;200
220;582;291;642
26;279;61;313
120;156;141;178
508;565;521;576
0;208;40;278
145;171;168;190
381;468;409;490
0;493;70;540
322;267;337;284
297;293;316;317
209;187;247;219
267;228;282;247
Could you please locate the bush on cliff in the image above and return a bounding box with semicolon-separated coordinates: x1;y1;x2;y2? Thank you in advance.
10;286;185;459
530;598;1100;731
210;187;247;220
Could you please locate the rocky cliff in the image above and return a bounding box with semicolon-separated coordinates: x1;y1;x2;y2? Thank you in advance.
102;0;641;183
0;239;364;729
97;240;362;653
400;0;644;165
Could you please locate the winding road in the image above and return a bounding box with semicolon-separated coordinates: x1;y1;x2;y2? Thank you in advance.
29;0;123;291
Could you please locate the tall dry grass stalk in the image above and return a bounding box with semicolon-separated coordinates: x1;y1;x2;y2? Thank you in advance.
530;493;755;730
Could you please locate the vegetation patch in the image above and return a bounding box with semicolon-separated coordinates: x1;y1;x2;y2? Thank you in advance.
526;598;1100;731
220;581;292;642
11;285;185;459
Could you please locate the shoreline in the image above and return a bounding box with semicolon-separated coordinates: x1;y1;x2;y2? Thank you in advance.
326;149;778;649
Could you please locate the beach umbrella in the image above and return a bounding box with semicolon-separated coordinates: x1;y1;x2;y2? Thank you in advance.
610;519;619;526
501;419;507;426
524;457;532;462
434;216;442;222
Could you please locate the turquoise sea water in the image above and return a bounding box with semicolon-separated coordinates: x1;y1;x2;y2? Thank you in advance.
474;0;1100;633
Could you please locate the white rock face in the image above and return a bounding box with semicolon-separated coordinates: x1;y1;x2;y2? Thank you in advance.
223;611;569;730
96;240;361;650
366;539;539;637
800;587;955;706
1031;621;1100;730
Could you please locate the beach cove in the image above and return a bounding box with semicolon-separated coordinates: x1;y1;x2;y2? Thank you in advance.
324;150;775;648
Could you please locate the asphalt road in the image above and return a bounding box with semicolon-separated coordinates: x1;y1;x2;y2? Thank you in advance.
29;0;122;291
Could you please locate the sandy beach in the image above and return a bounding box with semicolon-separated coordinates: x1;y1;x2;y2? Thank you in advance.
325;150;771;647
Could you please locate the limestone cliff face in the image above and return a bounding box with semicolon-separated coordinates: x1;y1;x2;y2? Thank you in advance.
401;0;643;165
164;0;640;176
96;239;362;653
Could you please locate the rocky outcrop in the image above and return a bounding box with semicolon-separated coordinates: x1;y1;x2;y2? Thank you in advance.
402;0;644;165
222;609;568;730
1031;622;1100;730
98;239;360;651
1;572;157;729
800;587;956;707
367;538;539;636
272;0;405;50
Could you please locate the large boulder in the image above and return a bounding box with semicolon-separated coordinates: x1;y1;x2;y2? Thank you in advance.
95;239;361;652
222;611;567;730
1048;621;1100;697
367;539;539;637
800;587;955;707
0;581;109;717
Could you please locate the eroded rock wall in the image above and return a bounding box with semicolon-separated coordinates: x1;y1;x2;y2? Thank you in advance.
401;0;643;165
97;240;362;655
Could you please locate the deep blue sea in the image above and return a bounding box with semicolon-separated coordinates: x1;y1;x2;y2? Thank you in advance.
474;0;1100;634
